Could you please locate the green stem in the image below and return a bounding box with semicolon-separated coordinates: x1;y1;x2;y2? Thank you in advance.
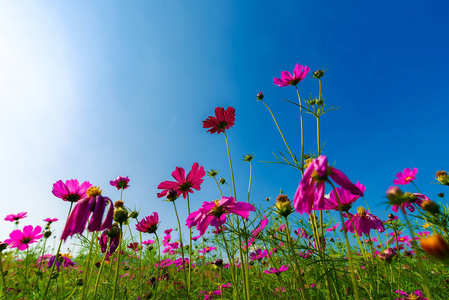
247;162;252;203
260;100;299;169
80;231;96;300
93;237;111;298
154;232;161;296
187;194;192;291
295;86;304;175
112;224;123;300
172;201;189;294
219;219;240;300
44;202;74;296
0;252;7;300
224;131;237;200
214;177;223;197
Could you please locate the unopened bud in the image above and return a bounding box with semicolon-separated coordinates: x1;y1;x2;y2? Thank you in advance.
219;178;226;185
129;211;139;219
312;69;325;79
308;99;316;105
113;207;129;224
386;186;405;205
275;194;293;217
256;92;264;100
316;99;324;106
44;230;52;239
421;235;449;262
436;171;449;186
166;188;178;201
421;200;440;214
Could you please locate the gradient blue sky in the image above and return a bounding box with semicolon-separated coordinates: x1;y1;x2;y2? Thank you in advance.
1;1;448;244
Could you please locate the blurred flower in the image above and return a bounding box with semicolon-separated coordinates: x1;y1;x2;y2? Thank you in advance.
250;249;268;261
43;218;58;224
5;225;43;251
198;246;217;254
135;212;159;234
157;162;205;199
61;186;113;241
127;242;140;251
202;106;236;134
435;171;449;186
294;155;363;214
394;289;427;300
393;168;417;185
344;207;385;236
315;182;366;212
325;224;339;232
186;196;255;235
155;259;172;268
420;234;449;262
142;239;155;246
48;253;75;271
392;193;427;214
264;265;289;274
52;179;92;202
5;212;27;222
273;64;310;87
109;176;130;190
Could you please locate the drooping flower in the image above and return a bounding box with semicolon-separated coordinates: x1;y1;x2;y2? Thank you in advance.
135;212;159;234
52;179;92;202
393;168;418;185
157;162;205;199
344;207;385;236
61;186;114;241
202;106;236;134
98;224;120;259
5;212;27;222
264;265;289;274
314;182;366;212
186;196;255;235
109;176;130;190
5;225;43;251
294;155;364;214
273;64;310;87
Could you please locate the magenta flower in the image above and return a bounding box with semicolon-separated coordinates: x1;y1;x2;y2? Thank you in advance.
393;168;418;185
135;212;159;234
202;106;236;134
61;187;113;241
395;289;426;300
43;218;58;223
186;196;255;235
344;207;385;236
157;162;205;199
264;265;289;274
127;242;140;251
315;182;366;212
5;212;27;222
273;64;310;87
198;246;217;254
99;229;120;259
250;249;268;261
392;193;427;214
155;259;172;268
110;176;130;190
48;254;75;271
5;225;43;251
325;224;339;232
142;239;155;246
294;155;364;214
52;179;92;202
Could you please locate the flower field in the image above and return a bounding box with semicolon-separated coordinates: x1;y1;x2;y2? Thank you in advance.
2;65;449;300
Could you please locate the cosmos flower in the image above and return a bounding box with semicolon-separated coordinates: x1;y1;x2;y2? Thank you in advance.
48;253;75;271
186;196;255;235
250;249;268;261
155;259;172;268
198;246;217;254
273;64;310;87
135;212;159;234
157;162;205;199
5;212;27;222
61;186;113;241
393;168;418;185
394;289;427;300
98;225;120;259
344;207;385;236
52;179;92;202
109;176;130;190
264;265;289;274
294;155;364;214
315;182;366;212
5;225;43;251
127;242;140;251
392;193;427;214
43;218;58;224
202;106;236;134
325;224;339;232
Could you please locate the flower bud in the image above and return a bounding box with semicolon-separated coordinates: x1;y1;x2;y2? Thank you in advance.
438;192;445;198
275;194;293;217
166;188;178;201
308;99;316;105
107;223;120;238
436;171;449;186
129;211;139;219
207;169;219;178
44;230;52;239
312;69;325;79
113;207;129;224
243;153;254;162
316;99;324;106
219;178;226;185
386;186;405;205
256;92;264;100
421;200;440;214
420;235;449;262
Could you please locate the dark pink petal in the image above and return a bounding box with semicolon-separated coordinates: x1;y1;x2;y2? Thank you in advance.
88;196;106;232
330;168;364;196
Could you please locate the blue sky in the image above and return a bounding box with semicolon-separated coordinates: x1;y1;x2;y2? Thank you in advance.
1;1;448;245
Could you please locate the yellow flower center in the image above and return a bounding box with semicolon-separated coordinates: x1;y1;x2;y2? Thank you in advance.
357;206;366;217
405;176;412;182
210;200;225;217
86;186;102;197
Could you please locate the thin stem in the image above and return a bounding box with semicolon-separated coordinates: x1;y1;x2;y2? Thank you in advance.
80;231;96;300
219;219;239;300
112;224;123;300
224;131;237;200
187;194;192;291
93;237;111;298
247;162;252;203
214;177;223;197
154;232;161;296
172;201;189;293
295;86;304;175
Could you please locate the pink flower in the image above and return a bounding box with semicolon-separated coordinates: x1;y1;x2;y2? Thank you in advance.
109;176;130;190
393;168;417;185
157;162;205;199
135;212;159;234
392;193;427;214
264;265;289;274
294;155;364;214
198;246;217;254
395;289;426;300
48;254;75;271
4;225;43;251
192;235;201;241
155;259;172;268
142;239;155;246
186;196;255;235
5;212;27;222
326;224;339;232
61;187;113;241
127;242;140;251
52;179;92;202
202;107;236;134
344;207;385;236
273;64;310;87
250;249;268;261
315;182;366;212
99;227;120;259
43;218;58;223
